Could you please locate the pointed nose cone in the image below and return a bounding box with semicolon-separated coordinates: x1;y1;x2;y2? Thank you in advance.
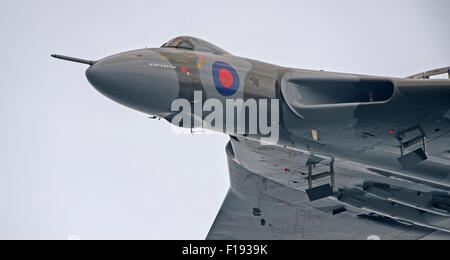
85;64;121;97
85;65;104;90
85;53;180;116
85;61;138;106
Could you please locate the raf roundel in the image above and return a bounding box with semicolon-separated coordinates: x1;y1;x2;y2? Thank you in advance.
212;61;240;96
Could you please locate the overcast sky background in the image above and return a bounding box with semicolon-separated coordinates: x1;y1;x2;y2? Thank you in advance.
0;0;449;239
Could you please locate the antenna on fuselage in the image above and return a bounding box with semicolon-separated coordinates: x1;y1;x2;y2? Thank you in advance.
51;54;96;66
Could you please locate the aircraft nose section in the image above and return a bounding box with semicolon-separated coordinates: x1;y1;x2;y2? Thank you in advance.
85;64;118;96
85;65;104;90
85;61;134;102
85;53;180;116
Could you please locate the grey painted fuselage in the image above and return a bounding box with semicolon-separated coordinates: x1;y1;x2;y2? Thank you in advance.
79;36;450;191
52;36;450;235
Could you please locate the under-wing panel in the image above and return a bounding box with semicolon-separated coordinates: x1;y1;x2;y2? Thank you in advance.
207;140;450;240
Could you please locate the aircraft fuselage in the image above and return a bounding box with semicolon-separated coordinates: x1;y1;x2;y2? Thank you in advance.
69;37;450;190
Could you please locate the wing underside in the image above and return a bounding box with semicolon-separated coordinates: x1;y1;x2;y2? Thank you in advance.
207;138;450;240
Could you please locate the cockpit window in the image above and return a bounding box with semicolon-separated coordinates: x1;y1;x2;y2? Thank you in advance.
162;37;194;50
177;40;194;50
161;36;229;55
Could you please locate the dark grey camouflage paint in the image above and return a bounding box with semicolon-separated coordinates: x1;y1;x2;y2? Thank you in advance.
55;36;450;236
84;36;450;190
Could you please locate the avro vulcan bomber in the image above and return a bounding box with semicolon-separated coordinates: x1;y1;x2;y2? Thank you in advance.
53;36;450;239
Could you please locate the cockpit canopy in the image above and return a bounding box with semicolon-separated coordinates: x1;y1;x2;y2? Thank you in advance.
161;36;230;55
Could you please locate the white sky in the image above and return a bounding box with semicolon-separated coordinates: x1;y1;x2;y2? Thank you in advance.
0;0;449;239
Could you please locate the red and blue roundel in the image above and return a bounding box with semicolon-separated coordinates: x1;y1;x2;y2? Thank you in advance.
212;61;240;96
